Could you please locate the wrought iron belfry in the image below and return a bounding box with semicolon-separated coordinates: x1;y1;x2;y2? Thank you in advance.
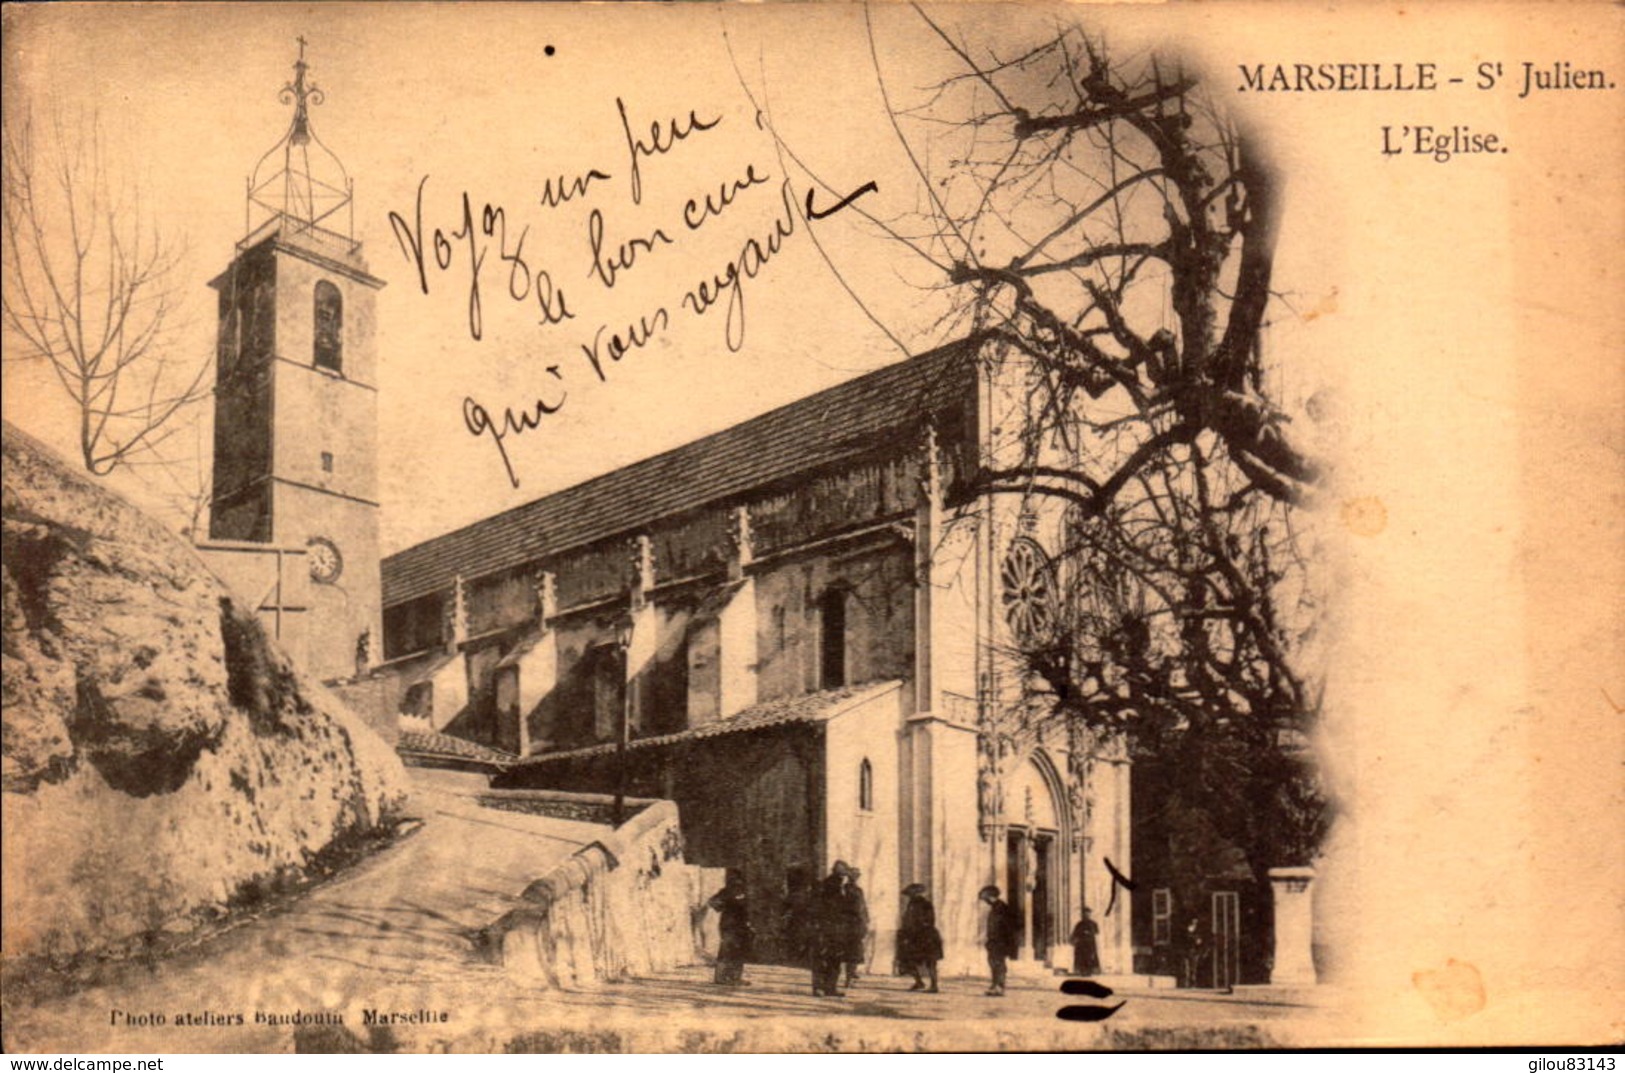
245;37;354;241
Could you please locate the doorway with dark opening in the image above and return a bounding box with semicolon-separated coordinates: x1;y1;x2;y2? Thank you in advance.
1033;832;1055;963
1005;829;1027;956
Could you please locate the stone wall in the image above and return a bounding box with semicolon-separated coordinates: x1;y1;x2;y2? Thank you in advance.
476;787;650;826
499;722;822;964
485;795;722;988
1;422;410;965
326;674;400;746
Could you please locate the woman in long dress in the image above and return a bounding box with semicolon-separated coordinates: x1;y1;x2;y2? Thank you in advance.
1070;907;1102;976
709;882;752;985
896;883;944;993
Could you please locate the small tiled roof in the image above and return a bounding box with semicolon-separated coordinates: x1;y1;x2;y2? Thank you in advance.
389;649;457;684
510;680;903;766
494;627;546;670
381;339;980;607
397;729;517;768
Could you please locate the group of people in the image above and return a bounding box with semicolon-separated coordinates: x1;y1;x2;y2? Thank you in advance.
804;861;871;995
710;860;873;994
710;866;1105;998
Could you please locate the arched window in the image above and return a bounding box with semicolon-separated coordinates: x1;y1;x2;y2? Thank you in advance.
313;280;343;373
858;758;874;812
819;587;847;689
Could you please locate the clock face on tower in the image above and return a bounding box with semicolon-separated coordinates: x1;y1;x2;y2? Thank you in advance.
307;536;343;584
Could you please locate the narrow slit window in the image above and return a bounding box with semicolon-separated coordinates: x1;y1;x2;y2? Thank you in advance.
819;588;847;689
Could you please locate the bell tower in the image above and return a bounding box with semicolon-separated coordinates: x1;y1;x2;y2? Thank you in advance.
207;39;384;682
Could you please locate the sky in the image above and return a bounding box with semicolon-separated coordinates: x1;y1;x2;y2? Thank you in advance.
4;4;953;552
1;3;1344;555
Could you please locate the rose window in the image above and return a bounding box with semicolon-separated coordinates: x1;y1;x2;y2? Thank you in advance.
1001;537;1057;643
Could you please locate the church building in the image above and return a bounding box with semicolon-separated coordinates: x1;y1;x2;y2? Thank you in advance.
196;42;1136;982
375;335;1135;977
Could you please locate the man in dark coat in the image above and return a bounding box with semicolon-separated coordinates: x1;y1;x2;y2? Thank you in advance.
1070;907;1102;976
897;883;944;992
709;882;752;985
1180;915;1208;989
980;884;1019;996
842;867;871;989
781;867;813;969
810;862;856;996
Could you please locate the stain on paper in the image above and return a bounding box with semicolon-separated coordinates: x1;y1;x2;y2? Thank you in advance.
1302;286;1340;322
1412;958;1486;1022
1340;496;1388;536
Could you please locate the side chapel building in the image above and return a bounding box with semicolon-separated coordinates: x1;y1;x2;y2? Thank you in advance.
199;44;1142;980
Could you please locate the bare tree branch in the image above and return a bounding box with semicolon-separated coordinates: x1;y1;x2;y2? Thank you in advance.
749;13;1329;883
2;110;208;477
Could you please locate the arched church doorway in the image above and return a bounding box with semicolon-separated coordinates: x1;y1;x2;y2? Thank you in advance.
1004;752;1070;964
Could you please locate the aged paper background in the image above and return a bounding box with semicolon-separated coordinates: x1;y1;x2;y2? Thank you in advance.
2;0;1620;1051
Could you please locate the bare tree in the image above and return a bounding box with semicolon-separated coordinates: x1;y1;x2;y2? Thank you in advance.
748;10;1317;511
914;15;1327;918
1032;438;1326;858
745;10;1330;951
145;414;215;541
2;111;207;477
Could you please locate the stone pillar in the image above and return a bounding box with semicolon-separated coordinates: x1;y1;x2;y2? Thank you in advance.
1268;866;1317;985
1111;757;1132;974
717;511;757;719
627;537;659;733
424;574;472;732
914;424;944;715
1078;747;1134;975
536;570;558;623
445;574;468;654
629;535;655;609
511;571;561;757
903;711;983;975
728;506;753;582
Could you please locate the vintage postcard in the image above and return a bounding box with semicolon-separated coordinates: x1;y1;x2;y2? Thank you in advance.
2;1;1619;1054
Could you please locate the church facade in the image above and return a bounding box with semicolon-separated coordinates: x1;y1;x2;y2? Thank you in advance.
375;337;1135;977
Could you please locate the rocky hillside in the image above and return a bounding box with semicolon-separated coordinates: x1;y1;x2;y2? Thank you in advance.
2;422;409;964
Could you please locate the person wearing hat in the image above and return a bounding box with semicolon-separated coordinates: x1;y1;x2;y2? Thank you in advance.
980;884;1019;996
842;866;871;989
1070;906;1102;977
708;879;753;986
810;861;857;996
897;883;943;993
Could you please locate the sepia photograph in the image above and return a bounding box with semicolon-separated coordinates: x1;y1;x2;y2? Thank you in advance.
2;2;1619;1055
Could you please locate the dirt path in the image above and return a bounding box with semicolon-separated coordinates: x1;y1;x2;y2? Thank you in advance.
4;770;601;1052
5;769;1341;1053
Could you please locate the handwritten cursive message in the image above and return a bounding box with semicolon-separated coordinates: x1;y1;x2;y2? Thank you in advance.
387;96;876;488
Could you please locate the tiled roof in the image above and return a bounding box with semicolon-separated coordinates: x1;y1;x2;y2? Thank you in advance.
387;649;457;684
510;680;903;766
381;339;980;607
397;729;517;768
